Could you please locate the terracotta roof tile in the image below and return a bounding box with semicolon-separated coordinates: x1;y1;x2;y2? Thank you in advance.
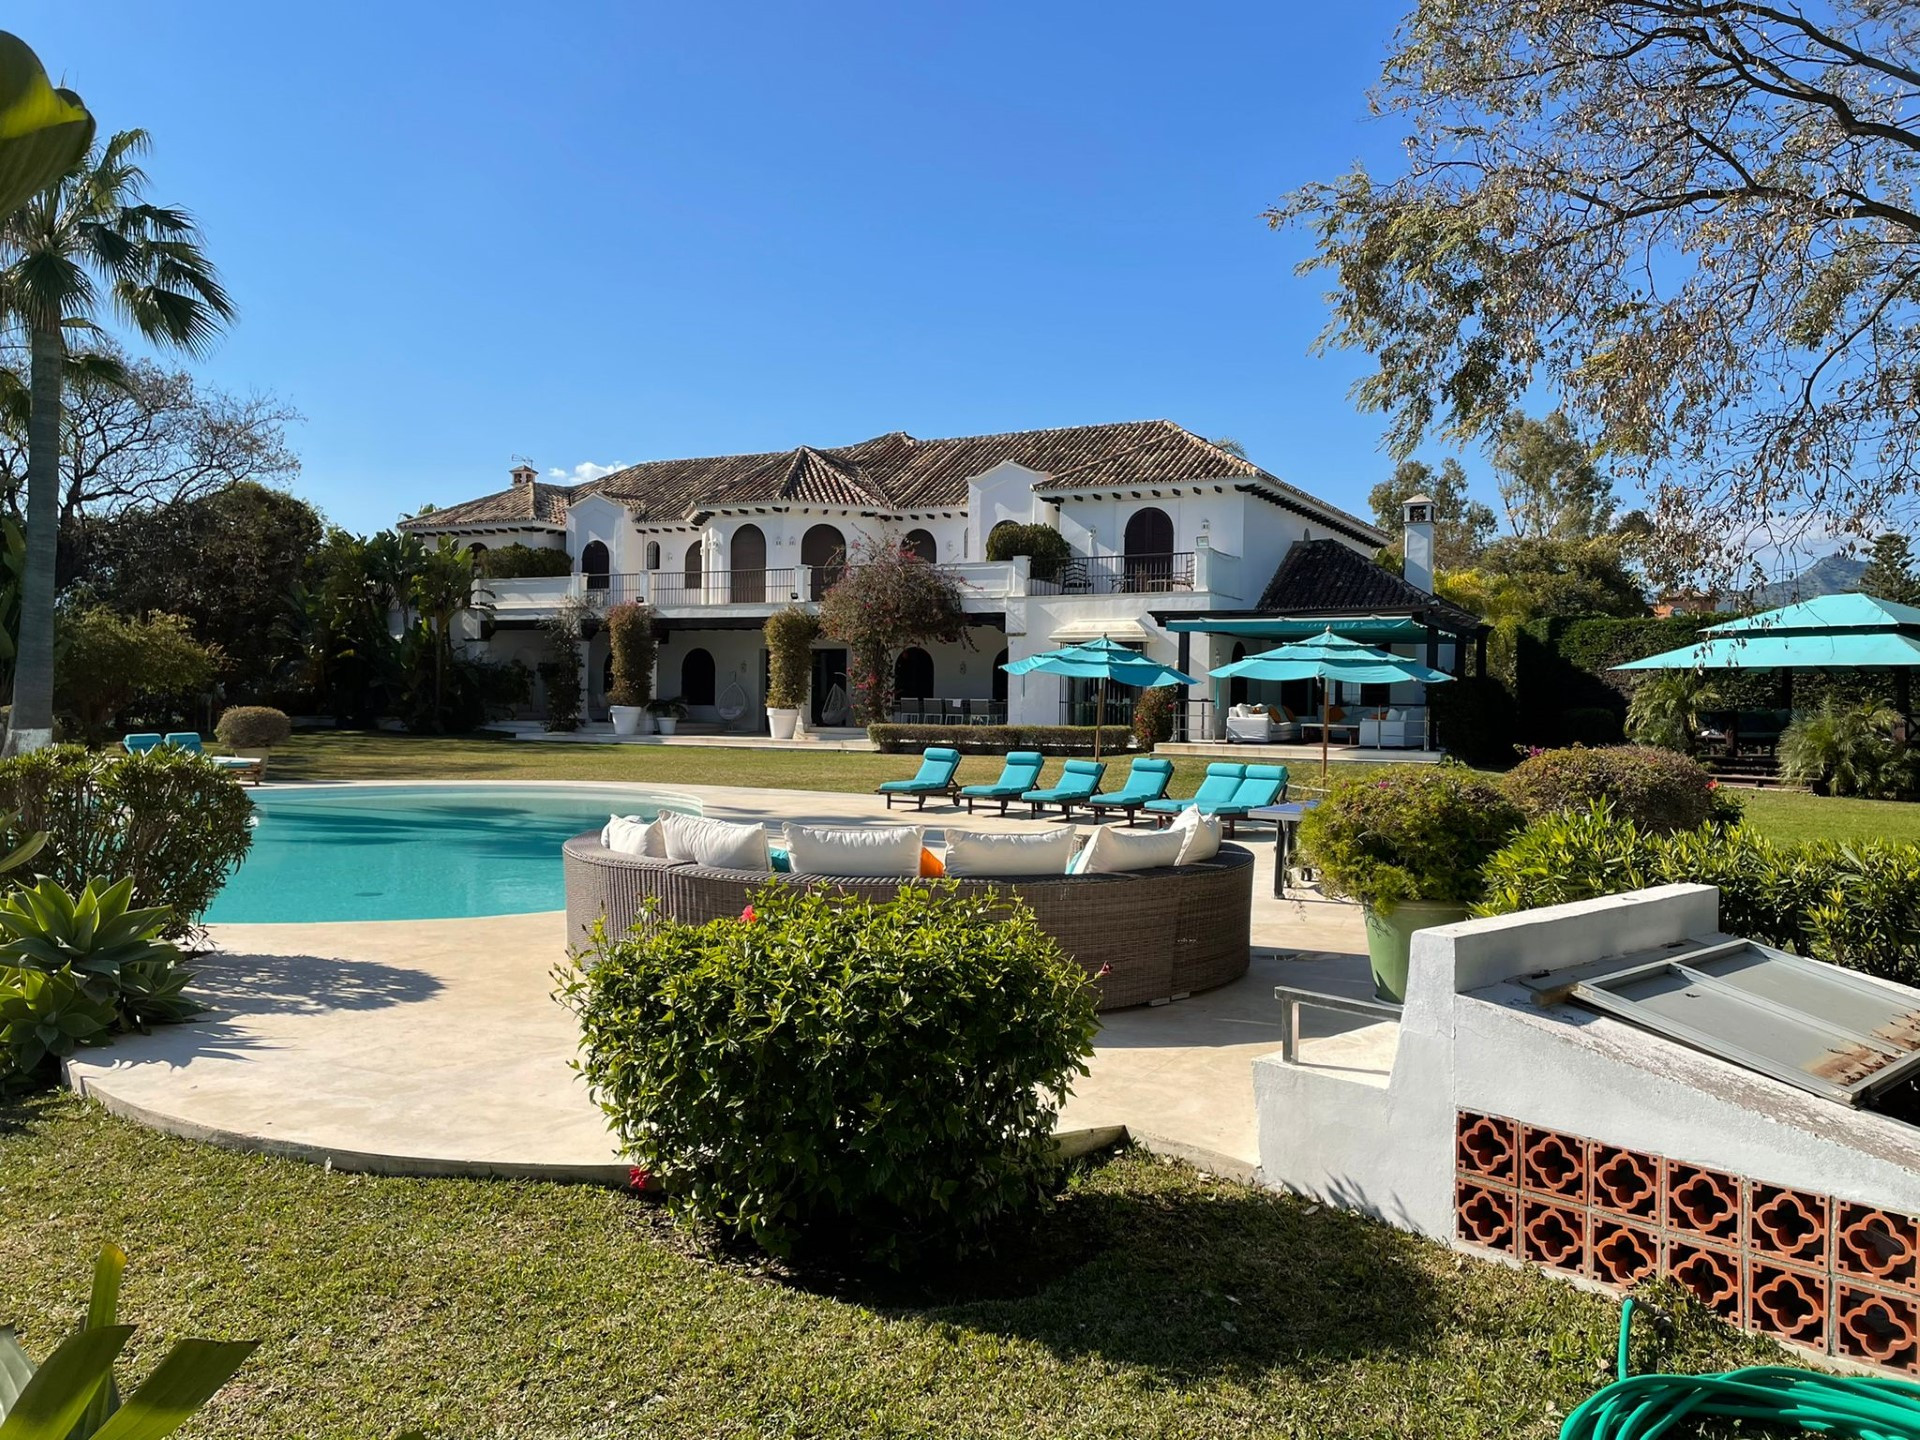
1256;539;1483;631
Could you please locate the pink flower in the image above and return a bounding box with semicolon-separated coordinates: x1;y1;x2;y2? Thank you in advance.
1096;963;1113;978
628;1165;651;1191
740;904;757;924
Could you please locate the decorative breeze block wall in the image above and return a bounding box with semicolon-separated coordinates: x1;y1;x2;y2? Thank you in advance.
1454;1110;1920;1372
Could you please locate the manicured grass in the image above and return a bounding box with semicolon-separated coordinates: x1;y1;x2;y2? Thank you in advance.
0;1093;1775;1440
1726;786;1920;846
266;730;1362;800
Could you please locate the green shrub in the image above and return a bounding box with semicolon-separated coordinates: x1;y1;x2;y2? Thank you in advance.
214;705;292;749
1132;685;1179;749
1300;763;1526;912
764;605;820;710
0;875;195;1088
1504;744;1739;834
1559;706;1624;745
1478;805;1920;985
0;746;254;938
561;882;1099;1266
477;543;572;579
1625;671;1719;752
55;607;219;744
1778;701;1913;798
1429;674;1516;766
984;522;1073;583
867;723;1132;755
605;602;657;708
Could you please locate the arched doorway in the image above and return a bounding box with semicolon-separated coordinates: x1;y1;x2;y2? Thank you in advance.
992;648;1008;706
580;539;611;591
893;646;934;706
1123;507;1174;591
904;528;937;563
644;540;660;570
601;653;615;705
731;524;766;603
986;519;1019;556
683;539;704;595
801;523;845;600
681;647;716;707
1229;642;1249;708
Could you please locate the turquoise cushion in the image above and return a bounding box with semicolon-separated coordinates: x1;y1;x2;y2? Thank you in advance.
769;846;792;873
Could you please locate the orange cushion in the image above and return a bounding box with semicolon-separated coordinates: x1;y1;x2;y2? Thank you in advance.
920;846;945;878
1327;706;1345;721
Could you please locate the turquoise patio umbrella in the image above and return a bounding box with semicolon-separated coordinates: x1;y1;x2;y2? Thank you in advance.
1210;628;1454;781
1003;637;1197;760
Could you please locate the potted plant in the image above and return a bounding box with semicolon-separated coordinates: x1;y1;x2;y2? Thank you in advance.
213;705;292;778
764;605;819;741
1299;764;1525;1002
649;697;688;736
605;602;657;736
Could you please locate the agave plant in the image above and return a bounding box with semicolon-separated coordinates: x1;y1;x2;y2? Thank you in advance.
0;1244;255;1440
0;876;186;1021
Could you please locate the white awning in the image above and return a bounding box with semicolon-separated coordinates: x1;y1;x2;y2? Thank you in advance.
1048;619;1151;645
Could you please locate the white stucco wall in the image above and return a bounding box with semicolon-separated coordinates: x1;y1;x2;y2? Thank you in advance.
1255;884;1920;1239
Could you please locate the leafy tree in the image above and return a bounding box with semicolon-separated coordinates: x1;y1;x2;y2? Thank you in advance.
819;538;967;724
1368;456;1496;570
1466;536;1647;620
1277;1;1920;580
53;606;217;742
0;129;231;753
1489;412;1616;541
1859;532;1920;607
406;536;486;733
291;529;419;727
70;481;323;700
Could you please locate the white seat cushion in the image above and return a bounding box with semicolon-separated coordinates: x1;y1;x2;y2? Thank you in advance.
660;812;770;871
942;827;1077;877
1167;806;1223;865
1071;824;1186;874
601;813;665;858
783;823;924;877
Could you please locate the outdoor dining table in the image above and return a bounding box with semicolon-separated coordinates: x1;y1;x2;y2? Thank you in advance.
1249;799;1320;897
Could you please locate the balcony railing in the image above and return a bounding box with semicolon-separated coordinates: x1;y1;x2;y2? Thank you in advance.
611;569;803;607
1028;552;1196;596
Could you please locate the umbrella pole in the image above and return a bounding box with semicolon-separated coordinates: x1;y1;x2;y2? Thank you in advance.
1094;679;1105;762
1320;679;1329;787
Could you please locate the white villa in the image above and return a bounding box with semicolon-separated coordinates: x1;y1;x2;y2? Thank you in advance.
400;419;1480;737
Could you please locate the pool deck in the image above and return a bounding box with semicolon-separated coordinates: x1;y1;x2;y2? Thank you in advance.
66;781;1372;1185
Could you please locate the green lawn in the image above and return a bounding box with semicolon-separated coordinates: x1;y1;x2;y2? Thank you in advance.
0;1093;1773;1440
266;730;1920;845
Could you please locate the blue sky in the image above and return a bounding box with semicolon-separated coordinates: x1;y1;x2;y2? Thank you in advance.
14;1;1448;535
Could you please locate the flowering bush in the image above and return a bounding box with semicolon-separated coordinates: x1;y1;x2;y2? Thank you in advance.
1503;744;1739;834
560;882;1098;1266
1132;686;1180;749
1300;762;1526;912
818;539;966;724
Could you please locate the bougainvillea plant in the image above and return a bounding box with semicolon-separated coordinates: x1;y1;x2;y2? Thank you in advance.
817;538;966;724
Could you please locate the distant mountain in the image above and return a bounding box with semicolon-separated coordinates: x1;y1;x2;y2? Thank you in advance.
1750;552;1866;607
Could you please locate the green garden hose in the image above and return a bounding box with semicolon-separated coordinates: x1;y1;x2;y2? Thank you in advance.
1559;1297;1920;1439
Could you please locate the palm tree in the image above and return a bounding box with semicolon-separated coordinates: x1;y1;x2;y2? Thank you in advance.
0;129;230;752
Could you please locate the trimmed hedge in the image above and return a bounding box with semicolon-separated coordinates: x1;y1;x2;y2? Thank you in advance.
1478;803;1920;986
868;723;1132;755
1429;675;1516;767
1504;744;1740;834
477;543;572;579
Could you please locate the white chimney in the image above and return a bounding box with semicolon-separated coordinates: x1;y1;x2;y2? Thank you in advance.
1403;494;1435;593
510;463;537;488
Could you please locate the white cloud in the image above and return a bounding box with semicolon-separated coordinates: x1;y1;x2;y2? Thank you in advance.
545;461;628;485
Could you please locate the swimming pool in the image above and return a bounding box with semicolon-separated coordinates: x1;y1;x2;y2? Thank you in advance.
204;784;703;924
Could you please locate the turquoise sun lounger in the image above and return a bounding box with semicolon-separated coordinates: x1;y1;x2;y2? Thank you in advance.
877;746;963;810
1020;758;1106;818
1085;757;1174;825
959;751;1045;814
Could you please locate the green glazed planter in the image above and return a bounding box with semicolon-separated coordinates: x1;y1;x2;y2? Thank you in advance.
1362;899;1469;1003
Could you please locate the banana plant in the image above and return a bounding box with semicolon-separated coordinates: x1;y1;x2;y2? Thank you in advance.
0;1244;256;1440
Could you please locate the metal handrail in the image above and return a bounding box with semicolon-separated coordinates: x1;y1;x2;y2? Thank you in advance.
1273;985;1403;1064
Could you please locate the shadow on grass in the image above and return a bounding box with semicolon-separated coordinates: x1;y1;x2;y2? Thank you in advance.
732;1153;1447;1385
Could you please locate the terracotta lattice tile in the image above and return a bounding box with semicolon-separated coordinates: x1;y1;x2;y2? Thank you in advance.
1589;1144;1660;1220
1750;1184;1828;1267
1664;1160;1742;1244
1748;1262;1829;1347
1521;1196;1587;1275
1666;1239;1743;1321
1455;1113;1518;1185
1590;1218;1660;1289
1837;1285;1920;1372
1455;1179;1517;1255
1521;1126;1587;1202
1836;1204;1920;1291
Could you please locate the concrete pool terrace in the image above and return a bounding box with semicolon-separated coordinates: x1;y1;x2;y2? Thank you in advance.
64;780;1374;1182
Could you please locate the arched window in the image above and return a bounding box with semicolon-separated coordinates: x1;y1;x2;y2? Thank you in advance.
580;539;611;590
681;540;704;600
992;648;1008;704
894;646;934;701
681;647;716;706
801;524;846;600
730;524;766;603
644;540;660;570
1122;507;1175;591
986;519;1019;557
467;542;488;557
904;528;937;563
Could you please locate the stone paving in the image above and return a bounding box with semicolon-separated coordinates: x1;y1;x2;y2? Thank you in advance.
66;781;1371;1184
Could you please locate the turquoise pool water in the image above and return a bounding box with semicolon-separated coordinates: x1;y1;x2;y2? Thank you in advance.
204;784;702;924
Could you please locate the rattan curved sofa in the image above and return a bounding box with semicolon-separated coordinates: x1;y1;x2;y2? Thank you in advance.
562;832;1254;1011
